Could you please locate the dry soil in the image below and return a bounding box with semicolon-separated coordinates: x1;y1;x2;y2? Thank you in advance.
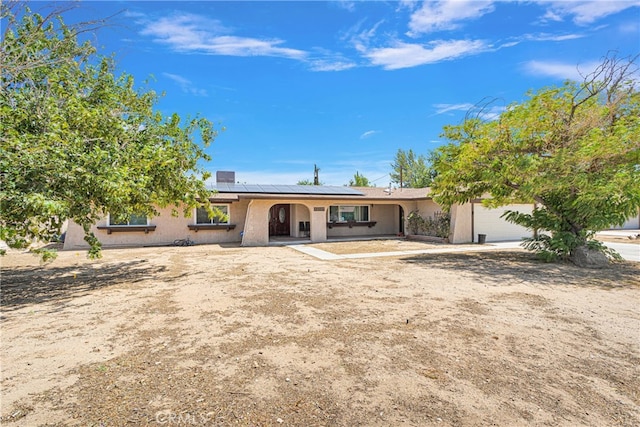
1;240;639;426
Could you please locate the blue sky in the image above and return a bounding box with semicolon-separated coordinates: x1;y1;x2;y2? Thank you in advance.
52;1;640;185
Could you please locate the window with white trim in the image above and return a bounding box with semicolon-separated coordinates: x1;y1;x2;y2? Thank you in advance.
196;205;229;225
328;205;369;222
109;213;148;226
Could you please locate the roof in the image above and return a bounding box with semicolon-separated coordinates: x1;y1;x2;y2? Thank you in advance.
208;184;431;202
352;186;431;200
211;183;364;196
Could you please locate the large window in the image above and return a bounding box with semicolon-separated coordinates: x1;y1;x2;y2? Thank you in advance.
196;205;229;225
109;213;148;226
329;205;369;222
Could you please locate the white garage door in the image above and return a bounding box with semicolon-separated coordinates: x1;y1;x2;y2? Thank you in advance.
614;214;640;230
474;204;534;242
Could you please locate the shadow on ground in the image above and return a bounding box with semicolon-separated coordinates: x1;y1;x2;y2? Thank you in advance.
402;251;640;289
1;260;165;313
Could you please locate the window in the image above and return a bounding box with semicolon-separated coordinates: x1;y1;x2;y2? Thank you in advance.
109;213;148;226
196;205;229;225
329;205;369;222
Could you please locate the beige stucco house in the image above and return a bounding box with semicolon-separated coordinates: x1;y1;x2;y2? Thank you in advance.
63;177;542;250
63;172;640;251
63;183;445;249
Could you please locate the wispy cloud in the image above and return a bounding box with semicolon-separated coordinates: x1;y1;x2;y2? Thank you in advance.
139;13;307;60
309;60;357;72
138;11;361;72
363;39;488;70
618;19;640;35
336;0;356;12
162;73;207;96
308;50;357;71
407;0;495;35
433;103;474;115
346;19;386;53
536;1;640;25
433;102;504;121
524;32;585;42
359;130;380;139
523;59;601;81
496;31;585;50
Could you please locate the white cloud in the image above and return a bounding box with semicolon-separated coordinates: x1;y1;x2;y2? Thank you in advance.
336;0;356;12
619;19;640;34
308;54;357;72
359;130;379;139
536;1;640;25
477;105;506;121
523;59;601;81
364;39;488;70
526;32;585;42
433;102;504;121
162;73;207;97
397;0;420;12
347;19;386;53
433;103;474;115
407;0;495;35
139;13;307;59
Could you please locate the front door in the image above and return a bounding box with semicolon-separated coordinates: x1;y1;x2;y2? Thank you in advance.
269;204;290;236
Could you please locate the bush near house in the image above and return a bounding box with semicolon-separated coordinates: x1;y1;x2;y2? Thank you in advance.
407;210;451;239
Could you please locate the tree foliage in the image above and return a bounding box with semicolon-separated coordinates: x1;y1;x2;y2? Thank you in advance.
0;4;219;259
390;148;434;188
348;171;371;187
431;54;640;262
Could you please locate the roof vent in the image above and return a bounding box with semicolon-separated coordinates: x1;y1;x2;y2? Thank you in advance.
216;171;235;184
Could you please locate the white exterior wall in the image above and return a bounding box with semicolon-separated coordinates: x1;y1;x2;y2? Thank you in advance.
615;211;640;229
474;204;534;242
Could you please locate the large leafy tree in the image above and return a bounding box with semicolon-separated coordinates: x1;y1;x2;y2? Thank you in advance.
390;148;434;188
348;171;371;187
0;4;219;259
431;54;640;262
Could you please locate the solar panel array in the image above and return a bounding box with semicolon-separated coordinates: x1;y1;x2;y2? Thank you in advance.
211;183;365;196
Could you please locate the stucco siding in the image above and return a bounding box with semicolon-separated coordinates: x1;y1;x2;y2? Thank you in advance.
414;200;442;219
326;204;398;238
449;203;472;244
63;202;247;250
474;204;534;242
290;204;312;238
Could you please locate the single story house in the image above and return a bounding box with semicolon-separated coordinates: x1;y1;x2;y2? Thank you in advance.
63;172;640;250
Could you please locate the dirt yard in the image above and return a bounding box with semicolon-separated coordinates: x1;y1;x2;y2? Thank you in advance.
1;240;639;426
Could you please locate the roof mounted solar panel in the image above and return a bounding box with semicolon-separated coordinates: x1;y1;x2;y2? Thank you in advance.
210;183;364;196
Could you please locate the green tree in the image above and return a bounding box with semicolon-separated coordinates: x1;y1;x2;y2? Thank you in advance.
0;5;220;259
296;179;315;185
348;171;371;187
431;54;640;263
390;148;434;188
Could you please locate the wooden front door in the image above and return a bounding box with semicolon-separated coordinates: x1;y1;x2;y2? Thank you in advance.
269;204;290;236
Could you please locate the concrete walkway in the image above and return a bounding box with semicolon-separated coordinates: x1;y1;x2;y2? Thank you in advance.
288;241;523;261
289;239;639;262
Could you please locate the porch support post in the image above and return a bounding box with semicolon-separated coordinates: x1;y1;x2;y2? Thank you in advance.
309;205;328;243
449;203;473;244
241;199;270;246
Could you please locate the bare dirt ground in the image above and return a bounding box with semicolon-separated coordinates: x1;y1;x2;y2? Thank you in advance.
1;240;639;426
